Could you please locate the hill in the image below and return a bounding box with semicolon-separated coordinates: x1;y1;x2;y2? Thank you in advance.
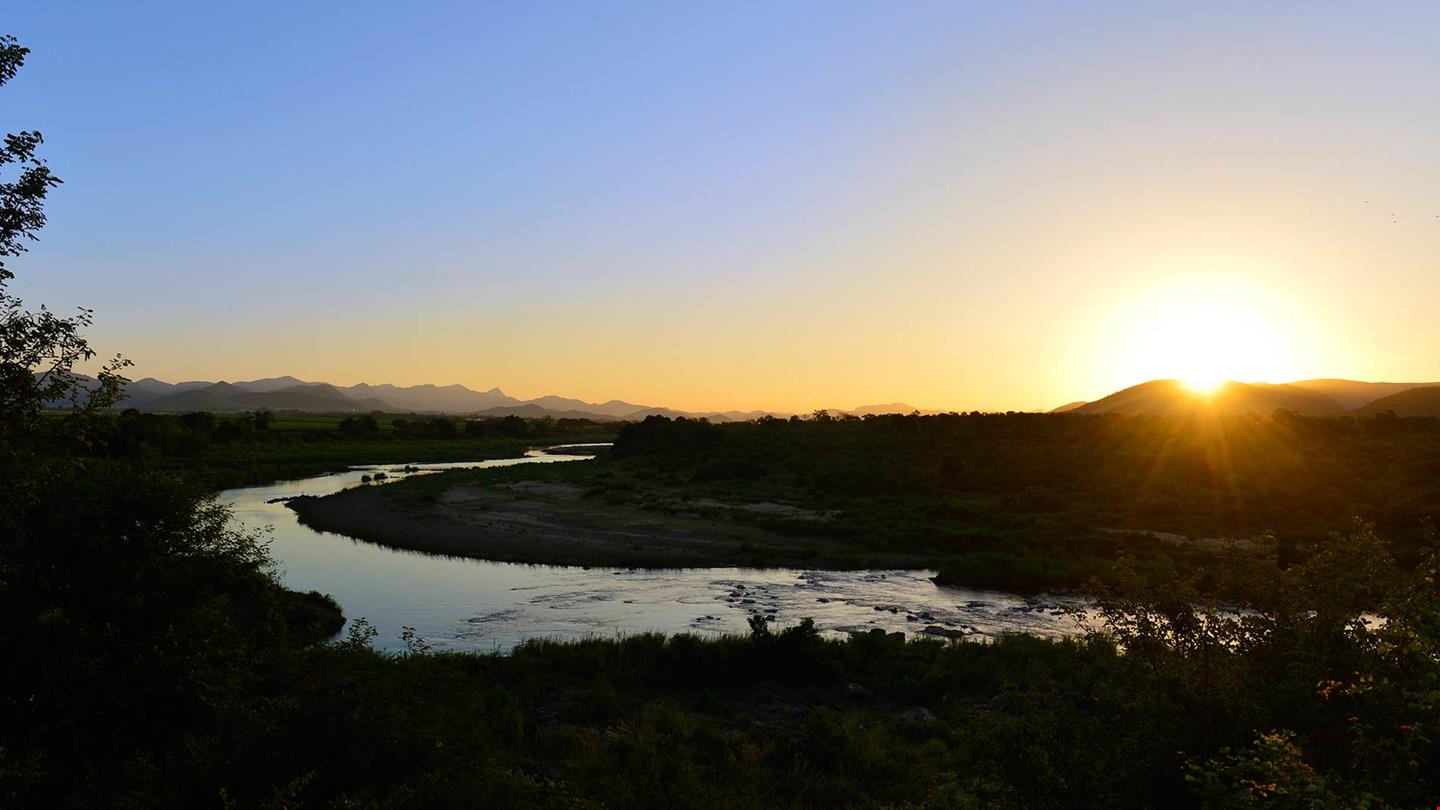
1288;378;1440;410
117;375;789;420
143;383;391;413
114;375;774;420
1351;385;1440;416
341;382;519;412
849;403;920;416
470;404;624;421
1072;380;1343;416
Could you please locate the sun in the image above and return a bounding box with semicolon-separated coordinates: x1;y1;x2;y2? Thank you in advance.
1166;329;1232;394
1101;275;1304;391
1179;374;1225;394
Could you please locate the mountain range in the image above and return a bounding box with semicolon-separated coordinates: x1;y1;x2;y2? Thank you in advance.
101;376;917;422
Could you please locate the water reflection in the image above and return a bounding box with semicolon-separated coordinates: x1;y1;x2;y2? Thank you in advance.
221;447;1088;653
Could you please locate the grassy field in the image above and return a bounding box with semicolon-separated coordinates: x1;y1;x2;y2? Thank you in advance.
242;412;401;432
182;437;549;489
194;434;616;489
54;409;617;489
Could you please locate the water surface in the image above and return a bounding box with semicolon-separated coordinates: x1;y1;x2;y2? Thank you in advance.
221;448;1088;652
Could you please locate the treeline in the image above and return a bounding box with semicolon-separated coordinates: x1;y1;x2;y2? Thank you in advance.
59;409;610;459
383;414;598;440
613;410;1440;550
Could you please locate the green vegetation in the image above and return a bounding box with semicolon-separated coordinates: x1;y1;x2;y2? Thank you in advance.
602;411;1440;591
54;408;614;489
289;457;927;569
339;408;1440;594
9;522;1439;806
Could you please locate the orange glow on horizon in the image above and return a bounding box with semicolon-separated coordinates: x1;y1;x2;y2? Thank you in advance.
1083;272;1319;401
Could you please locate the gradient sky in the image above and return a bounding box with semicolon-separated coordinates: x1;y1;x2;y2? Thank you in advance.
5;2;1439;412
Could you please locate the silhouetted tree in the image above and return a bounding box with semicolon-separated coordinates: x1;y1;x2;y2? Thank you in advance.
338;413;381;438
179;411;215;433
0;39;332;805
0;35;127;444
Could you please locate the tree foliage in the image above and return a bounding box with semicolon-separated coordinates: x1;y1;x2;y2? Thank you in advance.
0;34;127;444
0;35;334;806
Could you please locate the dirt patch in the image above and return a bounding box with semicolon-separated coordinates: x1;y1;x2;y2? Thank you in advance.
1102;528;1259;551
688;498;836;521
491;481;586;500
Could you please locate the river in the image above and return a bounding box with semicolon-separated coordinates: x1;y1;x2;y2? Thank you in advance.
219;445;1089;653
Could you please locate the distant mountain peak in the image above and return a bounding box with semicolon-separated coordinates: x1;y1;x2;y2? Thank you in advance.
850;403;919;415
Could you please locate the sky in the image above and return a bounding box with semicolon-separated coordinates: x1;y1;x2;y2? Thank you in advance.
4;2;1439;412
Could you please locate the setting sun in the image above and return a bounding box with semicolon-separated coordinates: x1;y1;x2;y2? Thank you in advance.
1179;375;1225;395
1092;274;1313;396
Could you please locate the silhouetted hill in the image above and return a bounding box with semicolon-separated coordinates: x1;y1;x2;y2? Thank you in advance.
232;376;310;393
471;404;622;421
1288;379;1440;410
529;395;622;415
111;375;783;420
1072;380;1343;416
125;377;202;400
139;383;251;412
525;396;778;421
1049;401;1087;413
717;410;776;421
342;382;519;413
850;403;920;416
110;377;226;407
1351;385;1440;416
246;384;393;412
143;382;390;413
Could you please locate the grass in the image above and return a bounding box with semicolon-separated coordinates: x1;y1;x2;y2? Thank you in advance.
250;413;400;432
291;456;920;569
256;626;1154;808
290;451;1237;583
134;431;615;489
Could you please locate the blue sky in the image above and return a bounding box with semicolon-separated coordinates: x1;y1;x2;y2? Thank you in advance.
5;3;1439;410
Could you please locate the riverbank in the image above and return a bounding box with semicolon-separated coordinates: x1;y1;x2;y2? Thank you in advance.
287;474;930;569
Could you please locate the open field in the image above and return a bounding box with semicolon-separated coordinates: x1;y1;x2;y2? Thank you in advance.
43;409;616;488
